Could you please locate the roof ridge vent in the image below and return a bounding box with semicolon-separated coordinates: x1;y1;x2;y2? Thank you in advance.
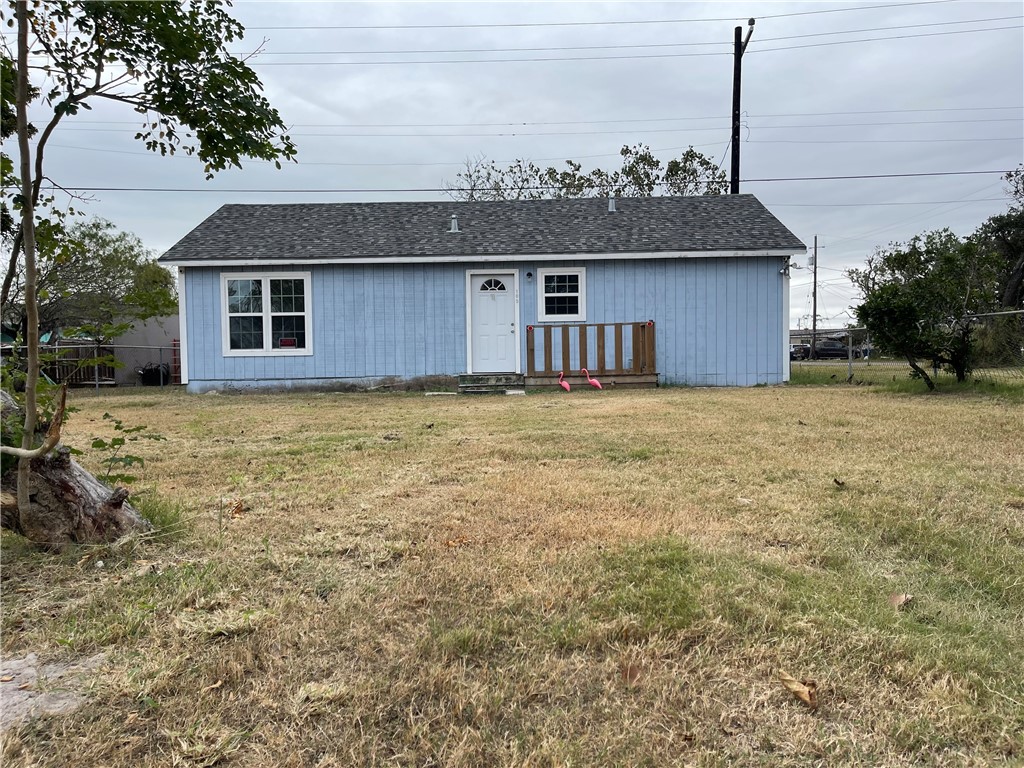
608;195;616;213
449;213;460;233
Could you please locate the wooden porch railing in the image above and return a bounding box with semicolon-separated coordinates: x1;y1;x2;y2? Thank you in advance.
526;321;656;383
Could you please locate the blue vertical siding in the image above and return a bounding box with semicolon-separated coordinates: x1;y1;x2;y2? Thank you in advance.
184;263;472;387
183;256;786;390
519;257;785;386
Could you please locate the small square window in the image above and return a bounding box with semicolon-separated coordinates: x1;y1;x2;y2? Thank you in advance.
537;268;585;322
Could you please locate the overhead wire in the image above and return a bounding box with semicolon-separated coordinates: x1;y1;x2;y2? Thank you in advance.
37;169;1017;194
44;117;1023;138
60;104;1022;129
240;1;961;30
23;22;1018;66
225;16;1021;56
817;181;1009;243
207;25;1024;64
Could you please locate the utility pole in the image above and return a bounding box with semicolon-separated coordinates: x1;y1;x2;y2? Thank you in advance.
810;235;818;359
730;18;755;194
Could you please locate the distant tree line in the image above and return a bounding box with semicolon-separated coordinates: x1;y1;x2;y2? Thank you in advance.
443;143;728;201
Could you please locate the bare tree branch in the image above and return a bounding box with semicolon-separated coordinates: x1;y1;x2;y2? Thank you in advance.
0;385;67;459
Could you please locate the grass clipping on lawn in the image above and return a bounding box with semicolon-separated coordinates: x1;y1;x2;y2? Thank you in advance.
2;386;1023;767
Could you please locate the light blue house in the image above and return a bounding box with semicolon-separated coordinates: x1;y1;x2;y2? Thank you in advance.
159;195;805;393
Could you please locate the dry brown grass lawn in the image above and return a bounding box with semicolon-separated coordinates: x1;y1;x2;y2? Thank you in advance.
2;386;1022;767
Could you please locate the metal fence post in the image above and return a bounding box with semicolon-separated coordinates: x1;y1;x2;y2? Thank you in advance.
847;331;854;381
94;341;100;390
159;346;164;388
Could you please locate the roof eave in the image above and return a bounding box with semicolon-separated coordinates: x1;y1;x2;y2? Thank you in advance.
160;247;806;268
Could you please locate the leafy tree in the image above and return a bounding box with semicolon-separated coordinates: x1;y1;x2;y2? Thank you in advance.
848;230;1003;389
972;165;1024;310
444;144;727;201
2;0;296;541
3;217;177;339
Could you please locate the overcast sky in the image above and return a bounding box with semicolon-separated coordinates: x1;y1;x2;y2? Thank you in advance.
10;0;1024;329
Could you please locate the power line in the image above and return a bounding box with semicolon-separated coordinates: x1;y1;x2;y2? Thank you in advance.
748;137;1023;145
754;23;1022;54
46;118;1023;138
816;181;1008;244
202;25;1022;64
59;105;1023;129
227;16;1021;56
33;22;1013;67
42;169;1017;194
756;169;1012;183
241;1;958;30
43;139;1023;172
770;197;1011;207
45;141;731;167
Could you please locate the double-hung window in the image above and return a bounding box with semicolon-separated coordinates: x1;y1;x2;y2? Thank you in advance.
537;267;586;322
222;272;312;355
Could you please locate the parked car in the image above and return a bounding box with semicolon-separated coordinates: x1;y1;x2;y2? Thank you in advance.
812;340;861;359
789;343;810;360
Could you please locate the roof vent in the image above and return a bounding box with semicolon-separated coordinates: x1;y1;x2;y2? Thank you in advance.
608;196;616;213
449;214;460;233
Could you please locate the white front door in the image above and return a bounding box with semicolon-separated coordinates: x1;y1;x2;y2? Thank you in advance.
468;272;517;373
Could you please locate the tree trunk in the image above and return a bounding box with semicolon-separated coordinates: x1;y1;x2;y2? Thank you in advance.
1;391;151;551
905;356;935;391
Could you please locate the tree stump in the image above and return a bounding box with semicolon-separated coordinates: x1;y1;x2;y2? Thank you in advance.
1;390;151;550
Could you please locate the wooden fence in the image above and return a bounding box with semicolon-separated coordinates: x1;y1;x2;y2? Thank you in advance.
41;344;116;386
525;321;657;387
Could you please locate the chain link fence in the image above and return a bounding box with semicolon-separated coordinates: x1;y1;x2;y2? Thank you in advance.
790;311;1024;383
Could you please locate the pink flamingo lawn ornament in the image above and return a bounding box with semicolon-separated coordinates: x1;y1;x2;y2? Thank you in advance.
581;368;603;389
557;371;571;391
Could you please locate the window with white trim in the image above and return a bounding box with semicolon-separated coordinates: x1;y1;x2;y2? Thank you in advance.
223;273;312;355
537;267;586;322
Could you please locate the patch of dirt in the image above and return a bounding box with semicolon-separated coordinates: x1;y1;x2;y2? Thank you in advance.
0;652;106;733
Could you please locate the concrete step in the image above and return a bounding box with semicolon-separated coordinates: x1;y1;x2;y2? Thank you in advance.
459;373;525;387
458;373;525;394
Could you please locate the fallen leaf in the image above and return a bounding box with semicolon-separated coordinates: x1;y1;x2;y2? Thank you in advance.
444;536;471;548
0;675;14;683
778;670;818;710
889;592;913;610
201;679;224;693
17;682;33;691
736;497;753;505
229;499;244;519
833;478;846;488
797;420;807;426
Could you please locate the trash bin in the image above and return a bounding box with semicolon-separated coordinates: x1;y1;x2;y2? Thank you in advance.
138;362;171;386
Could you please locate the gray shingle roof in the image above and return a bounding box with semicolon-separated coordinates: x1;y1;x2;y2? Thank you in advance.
159;195;806;263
